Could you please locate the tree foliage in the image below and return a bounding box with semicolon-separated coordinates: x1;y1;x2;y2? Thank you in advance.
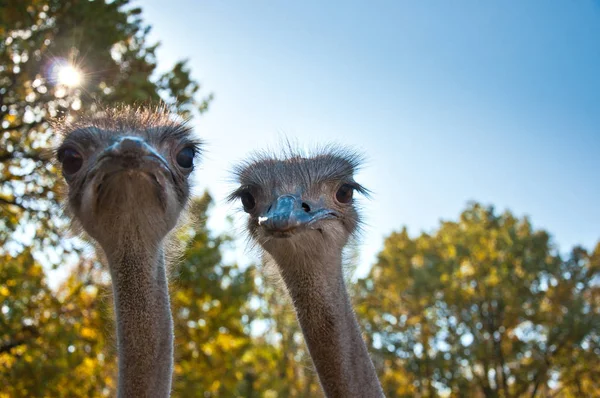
0;251;116;397
0;0;211;250
0;193;324;397
356;203;600;397
171;194;257;396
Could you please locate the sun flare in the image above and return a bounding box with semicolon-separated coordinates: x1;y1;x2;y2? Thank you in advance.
57;65;82;87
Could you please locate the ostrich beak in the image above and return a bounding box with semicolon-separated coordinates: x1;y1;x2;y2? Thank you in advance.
102;136;168;166
95;136;171;178
259;194;339;233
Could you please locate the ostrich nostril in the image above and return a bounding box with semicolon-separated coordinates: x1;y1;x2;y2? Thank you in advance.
267;204;272;213
302;202;311;213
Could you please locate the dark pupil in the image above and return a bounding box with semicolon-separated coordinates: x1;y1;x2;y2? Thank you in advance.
60;148;83;175
241;191;256;212
336;184;353;204
177;147;194;168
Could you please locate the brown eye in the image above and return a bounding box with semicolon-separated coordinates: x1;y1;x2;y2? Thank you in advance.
176;147;195;169
335;184;354;204
58;148;83;175
240;191;256;212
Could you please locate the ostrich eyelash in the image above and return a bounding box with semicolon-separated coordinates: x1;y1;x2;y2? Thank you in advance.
341;181;370;197
227;185;257;202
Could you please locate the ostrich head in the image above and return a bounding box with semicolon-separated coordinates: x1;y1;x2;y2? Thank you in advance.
55;106;201;251
229;147;367;264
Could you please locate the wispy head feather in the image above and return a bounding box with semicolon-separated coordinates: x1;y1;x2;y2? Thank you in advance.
228;142;369;202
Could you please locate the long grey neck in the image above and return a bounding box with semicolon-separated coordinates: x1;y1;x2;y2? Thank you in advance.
106;240;173;398
276;252;384;398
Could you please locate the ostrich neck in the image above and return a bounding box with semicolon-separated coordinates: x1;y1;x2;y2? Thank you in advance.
106;239;173;398
276;251;383;398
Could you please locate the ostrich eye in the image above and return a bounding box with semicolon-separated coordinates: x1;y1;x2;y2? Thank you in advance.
335;184;354;204
240;191;256;212
176;147;195;169
58;148;83;175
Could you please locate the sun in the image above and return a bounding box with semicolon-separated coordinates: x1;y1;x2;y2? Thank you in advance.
57;65;82;87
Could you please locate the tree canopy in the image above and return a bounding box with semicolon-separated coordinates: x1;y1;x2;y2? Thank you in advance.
355;203;599;397
0;0;211;251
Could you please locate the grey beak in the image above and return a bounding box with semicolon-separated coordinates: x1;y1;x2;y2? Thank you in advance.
259;194;338;232
108;136;156;158
100;136;169;169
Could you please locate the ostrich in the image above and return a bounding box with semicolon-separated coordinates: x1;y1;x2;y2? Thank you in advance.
55;106;201;397
229;147;384;397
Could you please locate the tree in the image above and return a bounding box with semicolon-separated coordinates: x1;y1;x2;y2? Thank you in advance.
0;0;211;251
1;193;262;397
173;193;323;396
248;274;323;397
0;1;212;395
171;193;258;396
355;203;599;397
0;251;116;397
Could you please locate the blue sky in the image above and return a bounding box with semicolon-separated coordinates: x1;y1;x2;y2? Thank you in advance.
140;0;600;276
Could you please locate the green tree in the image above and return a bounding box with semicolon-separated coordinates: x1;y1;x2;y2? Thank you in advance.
0;1;212;395
356;203;599;397
0;0;211;249
0;251;116;397
248;276;323;397
1;194;262;397
171;193;257;396
172;194;323;397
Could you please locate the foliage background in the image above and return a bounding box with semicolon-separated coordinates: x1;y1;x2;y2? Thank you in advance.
0;1;598;397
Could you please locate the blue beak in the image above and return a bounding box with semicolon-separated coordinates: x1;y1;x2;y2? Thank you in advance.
259;194;338;232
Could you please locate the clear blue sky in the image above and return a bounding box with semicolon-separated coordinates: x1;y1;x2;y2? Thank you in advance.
140;0;600;276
